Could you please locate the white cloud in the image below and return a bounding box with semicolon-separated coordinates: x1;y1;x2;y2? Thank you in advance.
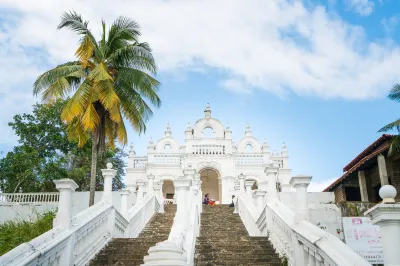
382;15;400;34
308;178;338;192
346;0;374;16
1;0;400;145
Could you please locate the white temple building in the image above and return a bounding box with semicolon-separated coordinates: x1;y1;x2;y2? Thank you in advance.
126;104;292;204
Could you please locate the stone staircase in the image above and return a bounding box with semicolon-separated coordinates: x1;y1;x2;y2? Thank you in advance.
90;204;176;266
195;205;282;266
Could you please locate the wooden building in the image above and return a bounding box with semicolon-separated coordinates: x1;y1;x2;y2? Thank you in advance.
324;134;400;203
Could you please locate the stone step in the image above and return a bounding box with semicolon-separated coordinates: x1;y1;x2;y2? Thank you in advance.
195;261;282;266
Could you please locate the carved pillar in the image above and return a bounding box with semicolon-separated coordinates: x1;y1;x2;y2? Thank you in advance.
239;174;245;194
245;180;254;199
290;175;312;221
265;166;279;201
119;189;130;218
136;179;146;202
53;179;78;229
254;190;266;210
101;163;116;205
147;174;155;194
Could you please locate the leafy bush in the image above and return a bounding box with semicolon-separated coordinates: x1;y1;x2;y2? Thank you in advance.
0;211;56;255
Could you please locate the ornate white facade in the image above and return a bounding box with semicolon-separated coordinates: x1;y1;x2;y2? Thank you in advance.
126;104;292;204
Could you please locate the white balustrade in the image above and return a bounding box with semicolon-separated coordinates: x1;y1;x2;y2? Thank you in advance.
192;144;225;155
0;192;60;204
0;164;161;266
133;157;147;168
153;154;181;165
236;154;263;164
235;192;371;266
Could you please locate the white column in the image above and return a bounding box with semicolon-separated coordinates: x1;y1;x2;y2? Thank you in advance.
136;179;146;202
239;174;245;194
365;185;399;266
53;179;78;229
290;175;312;221
119;189;130;218
245;180;254;199
101;163;116;204
153;182;162;198
147;174;155;194
377;154;389;186
265;166;279;201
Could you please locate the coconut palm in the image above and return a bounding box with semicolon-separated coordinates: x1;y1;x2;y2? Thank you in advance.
379;84;400;155
33;11;161;206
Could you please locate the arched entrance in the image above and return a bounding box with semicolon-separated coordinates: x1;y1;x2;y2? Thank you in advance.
200;169;221;203
162;180;175;201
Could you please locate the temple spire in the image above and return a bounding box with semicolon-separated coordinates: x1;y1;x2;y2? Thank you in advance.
165;122;171;137
129;143;136;157
204;103;211;118
245;124;252;136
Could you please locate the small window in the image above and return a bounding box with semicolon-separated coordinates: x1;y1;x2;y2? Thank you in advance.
245;143;253;153
203;127;214;138
164;144;172;153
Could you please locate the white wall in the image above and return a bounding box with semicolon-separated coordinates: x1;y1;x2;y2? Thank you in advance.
0;191;136;224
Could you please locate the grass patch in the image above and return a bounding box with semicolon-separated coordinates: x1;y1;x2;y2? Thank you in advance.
0;211;56;256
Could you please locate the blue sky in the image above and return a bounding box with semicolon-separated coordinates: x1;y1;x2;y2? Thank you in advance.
1;0;400;191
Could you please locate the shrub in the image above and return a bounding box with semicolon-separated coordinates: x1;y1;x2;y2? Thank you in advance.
0;211;56;255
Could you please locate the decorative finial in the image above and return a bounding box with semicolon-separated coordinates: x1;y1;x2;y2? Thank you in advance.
165;123;171;137
186;122;191;130
226;122;230;130
245;124;252;136
129;143;136;156
204;103;212;118
282;142;286;149
379;185;397;203
149;137;153;145
107;162;113;169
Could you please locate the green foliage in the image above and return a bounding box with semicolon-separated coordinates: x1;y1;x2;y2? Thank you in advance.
0;100;125;192
379;84;400;156
281;255;288;266
0;211;56;256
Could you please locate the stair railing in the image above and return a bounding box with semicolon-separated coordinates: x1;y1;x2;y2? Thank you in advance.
0;164;161;266
234;171;372;266
142;174;202;266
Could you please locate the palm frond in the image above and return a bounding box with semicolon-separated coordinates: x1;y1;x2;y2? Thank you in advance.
107;43;157;73
378;119;400;133
107;16;140;55
61;80;92;122
388;135;400;156
116;67;161;107
33;62;83;96
388;84;400;102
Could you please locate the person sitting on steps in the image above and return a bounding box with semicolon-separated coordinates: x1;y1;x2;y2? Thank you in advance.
229;195;235;207
203;193;210;205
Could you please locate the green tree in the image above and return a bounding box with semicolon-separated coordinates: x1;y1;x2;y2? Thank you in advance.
33;11;160;206
379;85;400;155
0;101;126;193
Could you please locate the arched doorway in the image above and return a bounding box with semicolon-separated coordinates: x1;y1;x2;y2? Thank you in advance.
162;180;175;202
200;169;221;203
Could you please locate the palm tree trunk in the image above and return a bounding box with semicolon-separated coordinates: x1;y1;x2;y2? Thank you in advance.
89;133;98;206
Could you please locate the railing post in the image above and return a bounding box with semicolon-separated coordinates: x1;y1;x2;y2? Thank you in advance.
136;179;146;202
239;174;245;194
53;179;78;229
254;190;267;210
147;174;155;195
365;185;400;266
101;163;116;205
119;189;130;218
265;165;279;201
245;180;254;199
153;182;164;213
290;175;312;221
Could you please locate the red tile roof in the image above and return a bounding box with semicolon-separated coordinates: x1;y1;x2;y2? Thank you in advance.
343;134;392;172
323;135;392;192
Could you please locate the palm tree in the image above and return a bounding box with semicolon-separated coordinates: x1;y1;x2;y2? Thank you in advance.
379;84;400;156
33;11;161;206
